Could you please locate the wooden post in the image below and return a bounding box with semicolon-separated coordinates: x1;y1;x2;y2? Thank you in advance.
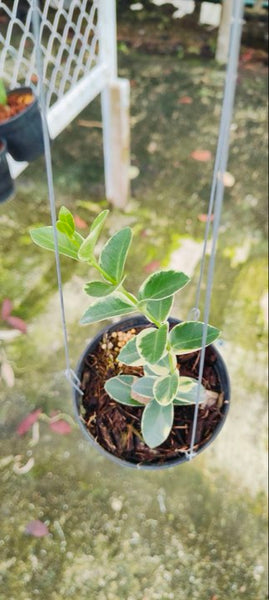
99;0;130;208
101;79;130;209
216;0;234;64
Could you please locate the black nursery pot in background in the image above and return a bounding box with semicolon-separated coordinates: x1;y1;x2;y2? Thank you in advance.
0;138;15;203
73;316;231;470
0;87;44;162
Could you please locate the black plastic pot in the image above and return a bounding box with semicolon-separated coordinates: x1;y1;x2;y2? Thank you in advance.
74;316;231;470
0;138;15;203
0;87;44;162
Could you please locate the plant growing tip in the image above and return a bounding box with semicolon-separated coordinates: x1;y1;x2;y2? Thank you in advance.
31;207;221;449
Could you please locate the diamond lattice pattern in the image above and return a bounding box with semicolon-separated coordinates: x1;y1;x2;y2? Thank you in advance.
0;0;99;108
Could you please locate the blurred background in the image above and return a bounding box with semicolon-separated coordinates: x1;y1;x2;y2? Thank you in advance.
0;2;268;599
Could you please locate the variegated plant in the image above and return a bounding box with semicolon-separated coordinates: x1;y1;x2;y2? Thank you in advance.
30;208;220;448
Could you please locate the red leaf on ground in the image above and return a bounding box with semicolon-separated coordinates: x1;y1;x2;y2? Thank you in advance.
17;409;42;436
241;49;254;63
178;96;193;104
1;298;13;320
191;150;212;162
50;420;72;434
197;214;214;223
140;229;149;238
25;520;49;537
144;260;161;273
74;215;88;229
6;315;27;333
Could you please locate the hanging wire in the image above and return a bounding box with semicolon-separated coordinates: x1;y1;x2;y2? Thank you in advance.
31;0;243;456
186;0;244;460
32;0;83;395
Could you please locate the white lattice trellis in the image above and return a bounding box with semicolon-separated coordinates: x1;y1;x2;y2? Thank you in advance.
0;0;130;207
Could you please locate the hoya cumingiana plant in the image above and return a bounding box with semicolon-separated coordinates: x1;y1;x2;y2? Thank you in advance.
30;207;220;448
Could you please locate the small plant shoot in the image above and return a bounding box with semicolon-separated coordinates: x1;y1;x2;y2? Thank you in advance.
30;208;220;448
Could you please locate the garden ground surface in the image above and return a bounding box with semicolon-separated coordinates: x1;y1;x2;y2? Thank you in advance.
0;18;268;600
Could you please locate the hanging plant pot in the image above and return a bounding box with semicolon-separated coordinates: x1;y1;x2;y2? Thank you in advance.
0;138;15;203
74;316;230;470
0;87;44;162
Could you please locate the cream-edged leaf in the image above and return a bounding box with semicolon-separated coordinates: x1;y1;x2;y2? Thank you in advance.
99;228;132;283
136;323;168;364
153;373;179;406
170;321;220;355
138;270;190;301
141;401;174;448
78;210;109;261
117;336;146;366
105;375;143;406
80;293;136;325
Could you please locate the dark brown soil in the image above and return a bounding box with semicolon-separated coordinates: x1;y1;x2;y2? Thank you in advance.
80;325;228;466
0;91;34;124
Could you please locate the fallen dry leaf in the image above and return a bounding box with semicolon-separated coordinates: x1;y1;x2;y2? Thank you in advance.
6;315;27;334
221;171;235;188
197;214;214;223
74;215;87;229
49;420;72;435
144;260;161;273
147;141;158;154
129;165;140;180
178;96;193;104
30;74;39;83
77;119;102;129
241;48;254;63
0;329;21;341
17;409;42;436
1;360;15;387
191;150;212;162
1;298;12;320
13;456;35;474
25;520;49;538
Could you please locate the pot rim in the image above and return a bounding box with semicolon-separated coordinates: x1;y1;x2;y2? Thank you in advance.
73;316;231;470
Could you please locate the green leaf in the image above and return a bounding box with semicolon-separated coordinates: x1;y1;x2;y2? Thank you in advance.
0;79;7;105
78;210;109;262
56;221;74;238
138;270;190;301
30;226;83;260
104;375;143;406
80;293;136;325
131;376;156;403
146;296;173;323
117;336;146;367
153;372;179;406
170;321;220;354
143;353;173;377
84;281;116;297
99;227;132;283
58;206;75;233
141;400;174;448
137;323;168;364
174;376;206;405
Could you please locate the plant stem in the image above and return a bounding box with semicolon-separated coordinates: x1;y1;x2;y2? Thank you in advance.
88;258;162;328
88;258;115;284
